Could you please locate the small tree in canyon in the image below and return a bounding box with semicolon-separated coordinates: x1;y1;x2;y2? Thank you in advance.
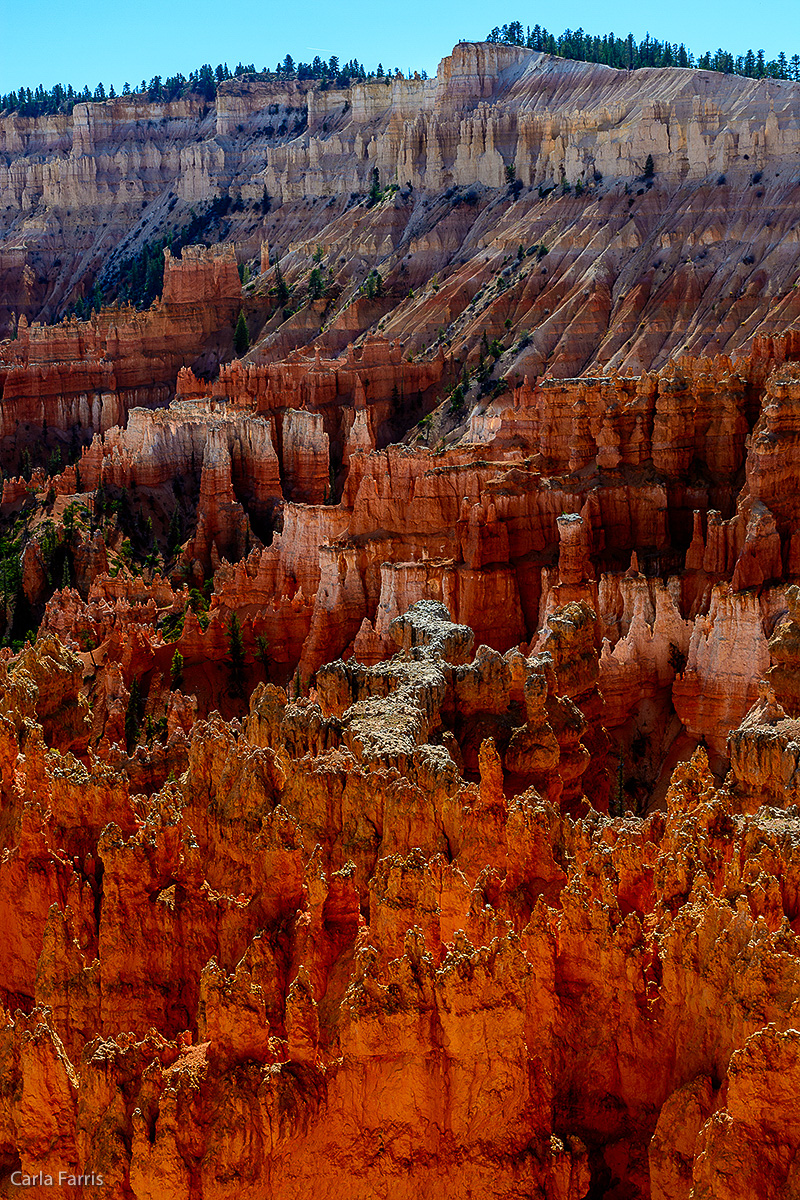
228;614;246;696
234;310;250;355
170;650;184;691
125;677;143;753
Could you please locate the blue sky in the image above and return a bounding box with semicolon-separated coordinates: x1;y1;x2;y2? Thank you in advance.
2;0;798;93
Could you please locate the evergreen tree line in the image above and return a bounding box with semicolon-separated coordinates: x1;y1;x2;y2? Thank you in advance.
0;53;420;119
1;63;247;117
9;23;793;122
276;56;422;86
487;21;800;81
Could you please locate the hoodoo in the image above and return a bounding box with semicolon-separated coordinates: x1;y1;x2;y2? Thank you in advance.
2;32;800;1198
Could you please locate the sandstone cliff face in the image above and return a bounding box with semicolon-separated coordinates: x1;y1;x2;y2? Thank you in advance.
0;243;242;477
6;43;800;212
3;45;800;378
20;340;800;790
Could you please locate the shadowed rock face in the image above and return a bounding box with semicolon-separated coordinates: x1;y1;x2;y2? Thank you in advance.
2;605;800;1197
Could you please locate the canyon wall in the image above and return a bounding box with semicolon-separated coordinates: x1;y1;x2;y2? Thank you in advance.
3;39;800;1198
4;45;800;212
14;336;799;783
0;243;241;466
2;45;800;376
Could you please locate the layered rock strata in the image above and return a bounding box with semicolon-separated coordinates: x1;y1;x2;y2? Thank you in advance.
4;41;800;1197
3;45;800;376
10;341;797;789
0;244;241;472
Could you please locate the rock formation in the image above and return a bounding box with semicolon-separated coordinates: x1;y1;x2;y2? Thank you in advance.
4;36;800;1199
11;340;798;795
0;603;800;1196
3;45;800;376
0;244;242;482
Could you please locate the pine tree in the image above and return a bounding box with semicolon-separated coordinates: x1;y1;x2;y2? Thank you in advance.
234;310;250;355
170;650;184;690
367;167;382;207
255;634;270;679
167;505;183;555
274;263;290;306
449;383;466;413
125;677;142;753
644;154;655;179
228;614;246;695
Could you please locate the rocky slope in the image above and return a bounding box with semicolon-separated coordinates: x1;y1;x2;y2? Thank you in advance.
3;43;800;373
3;37;800;1200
